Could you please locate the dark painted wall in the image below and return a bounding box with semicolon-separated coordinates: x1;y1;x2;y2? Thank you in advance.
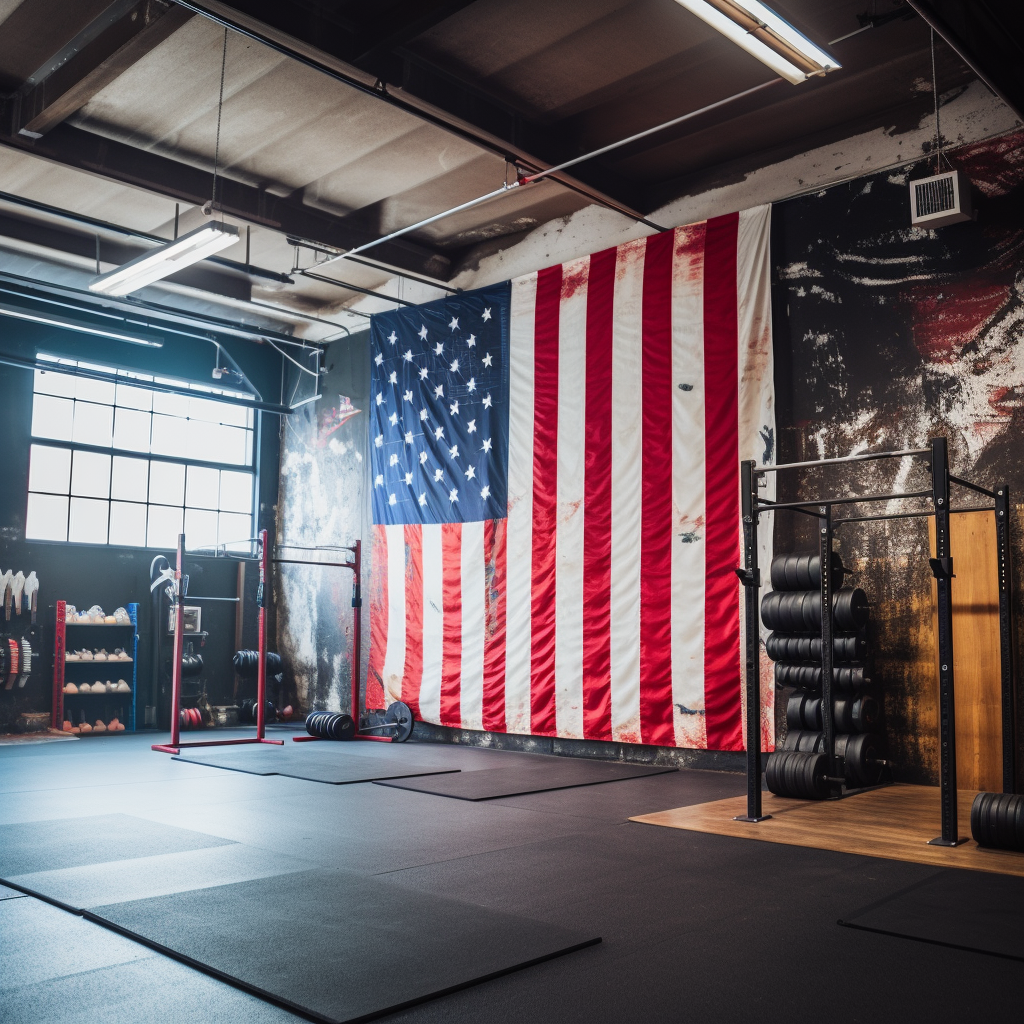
771;128;1024;787
0;315;282;733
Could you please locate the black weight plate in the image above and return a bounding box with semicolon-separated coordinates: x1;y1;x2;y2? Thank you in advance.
383;701;414;742
834;587;869;630
791;554;811;591
769;556;789;592
852;695;879;732
786;694;806;730
803;697;822;731
833;699;853;733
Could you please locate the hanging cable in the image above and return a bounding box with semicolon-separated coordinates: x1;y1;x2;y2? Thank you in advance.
209;27;229;216
930;27;943;174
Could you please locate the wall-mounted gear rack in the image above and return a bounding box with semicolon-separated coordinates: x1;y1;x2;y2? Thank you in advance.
736;436;1018;846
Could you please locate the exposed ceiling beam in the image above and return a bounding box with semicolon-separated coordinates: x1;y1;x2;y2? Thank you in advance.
0;123;454;281
174;0;654;222
10;0;194;139
907;0;1024;120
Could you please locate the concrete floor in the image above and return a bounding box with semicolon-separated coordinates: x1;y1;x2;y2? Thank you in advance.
1;730;1022;1023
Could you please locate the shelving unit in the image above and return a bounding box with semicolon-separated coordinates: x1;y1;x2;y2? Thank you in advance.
51;602;139;733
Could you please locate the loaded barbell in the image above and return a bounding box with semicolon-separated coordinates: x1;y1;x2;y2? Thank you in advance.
765;749;830;799
779;730;886;786
970;792;1024;851
765;633;868;663
760;587;870;633
769;551;846;592
774;663;871;692
785;693;878;732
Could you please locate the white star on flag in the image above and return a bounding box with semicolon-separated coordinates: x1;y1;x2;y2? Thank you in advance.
465;465;476;480
419;451;428;465
482;393;492;408
482;307;492;321
418;326;428;340
449;488;458;504
482;437;492;452
466;334;476;347
467;377;476;392
388;371;397;385
389;412;398;426
389;453;399;467
467;419;477;433
449;358;460;373
434;468;444;482
434;384;444;398
375;393;383;406
374;353;383;366
482;352;493;368
449;316;459;330
389;493;397;505
449;444;459;459
374;434;383;448
434;425;444;440
403;349;413;362
404;431;413;444
389;331;398;344
419;366;428;379
434;342;444;355
419;408;429;421
449;400;459;416
403;390;413;402
418;493;427;506
481;484;490;500
404;472;413;485
374;474;383;487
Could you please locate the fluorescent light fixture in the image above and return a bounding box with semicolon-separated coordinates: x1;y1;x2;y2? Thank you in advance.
675;0;840;84
0;301;163;347
89;222;239;296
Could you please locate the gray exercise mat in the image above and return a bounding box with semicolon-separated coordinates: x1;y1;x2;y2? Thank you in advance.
374;758;677;800
840;868;1024;960
0;814;234;877
173;745;460;784
89;868;599;1022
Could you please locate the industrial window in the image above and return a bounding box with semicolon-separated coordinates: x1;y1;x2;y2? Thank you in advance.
26;355;256;551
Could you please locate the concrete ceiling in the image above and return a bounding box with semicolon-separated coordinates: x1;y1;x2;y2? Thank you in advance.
0;0;1008;338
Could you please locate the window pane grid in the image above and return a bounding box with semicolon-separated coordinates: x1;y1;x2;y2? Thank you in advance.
28;356;255;549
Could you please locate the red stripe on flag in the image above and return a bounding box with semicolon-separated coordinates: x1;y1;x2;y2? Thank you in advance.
639;231;675;747
439;522;463;728
582;246;616;741
703;212;744;751
367;524;389;713
530;264;561;736
402;524;424;719
482;518;507;733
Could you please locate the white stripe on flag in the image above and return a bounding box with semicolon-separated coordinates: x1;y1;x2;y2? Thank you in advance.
609;239;645;743
671;223;709;749
505;273;537;735
460;519;486;731
554;256;589;740
418;524;444;725
381;523;407;707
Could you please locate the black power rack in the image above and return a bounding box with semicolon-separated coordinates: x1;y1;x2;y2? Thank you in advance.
736;436;1017;846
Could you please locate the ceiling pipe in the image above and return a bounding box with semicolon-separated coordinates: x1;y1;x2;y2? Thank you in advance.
318;78;785;264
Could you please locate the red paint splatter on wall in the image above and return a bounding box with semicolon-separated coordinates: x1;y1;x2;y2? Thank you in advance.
905;280;1010;362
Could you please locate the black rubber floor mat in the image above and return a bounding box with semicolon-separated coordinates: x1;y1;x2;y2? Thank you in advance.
89;868;599;1023
0;814;234;877
173;746;460;785
374;759;676;800
840;868;1024;961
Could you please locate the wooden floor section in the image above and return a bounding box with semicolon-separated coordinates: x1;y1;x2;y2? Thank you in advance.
630;784;1024;878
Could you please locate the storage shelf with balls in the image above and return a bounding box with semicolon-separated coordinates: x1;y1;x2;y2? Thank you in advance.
51;601;139;735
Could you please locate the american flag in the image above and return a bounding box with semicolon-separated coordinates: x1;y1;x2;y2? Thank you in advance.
369;207;775;751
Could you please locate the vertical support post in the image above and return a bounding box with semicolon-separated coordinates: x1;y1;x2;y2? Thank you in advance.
351;539;362;730
256;528;268;742
169;533;185;749
818;506;840;798
928;436;965;845
52;600;66;730
995;484;1016;793
734;460;769;822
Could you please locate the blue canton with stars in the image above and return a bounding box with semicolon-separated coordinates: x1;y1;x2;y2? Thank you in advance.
369;282;510;526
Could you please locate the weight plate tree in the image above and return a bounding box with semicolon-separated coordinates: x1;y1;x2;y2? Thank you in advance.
736;437;1019;846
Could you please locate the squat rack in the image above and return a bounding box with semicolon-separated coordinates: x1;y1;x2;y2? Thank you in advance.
152;531;364;753
736;436;1016;846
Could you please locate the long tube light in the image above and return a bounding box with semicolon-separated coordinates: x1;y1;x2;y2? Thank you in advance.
674;0;840;84
89;222;239;296
0;301;163;347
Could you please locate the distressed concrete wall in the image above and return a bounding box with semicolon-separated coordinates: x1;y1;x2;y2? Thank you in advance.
274;332;371;715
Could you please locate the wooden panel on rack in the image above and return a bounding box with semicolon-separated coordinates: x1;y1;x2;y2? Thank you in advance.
929;512;1003;792
631;785;1024;877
